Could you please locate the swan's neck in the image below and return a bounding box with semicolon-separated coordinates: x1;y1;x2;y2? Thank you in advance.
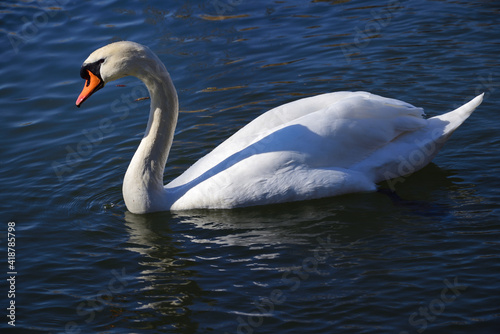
123;65;178;214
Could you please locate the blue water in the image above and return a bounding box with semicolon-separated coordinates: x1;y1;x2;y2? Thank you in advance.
1;0;500;333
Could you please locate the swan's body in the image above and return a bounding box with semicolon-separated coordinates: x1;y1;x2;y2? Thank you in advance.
76;41;483;214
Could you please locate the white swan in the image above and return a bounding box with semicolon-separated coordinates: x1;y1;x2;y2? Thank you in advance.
76;41;483;214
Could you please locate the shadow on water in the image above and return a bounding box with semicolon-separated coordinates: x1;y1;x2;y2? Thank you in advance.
378;162;480;218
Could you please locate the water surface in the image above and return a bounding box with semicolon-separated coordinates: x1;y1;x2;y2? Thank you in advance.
1;0;499;333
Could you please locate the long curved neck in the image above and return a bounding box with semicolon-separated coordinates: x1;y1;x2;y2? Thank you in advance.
123;64;178;214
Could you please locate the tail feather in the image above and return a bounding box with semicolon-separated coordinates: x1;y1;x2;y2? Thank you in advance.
430;93;484;136
418;93;484;162
355;93;484;183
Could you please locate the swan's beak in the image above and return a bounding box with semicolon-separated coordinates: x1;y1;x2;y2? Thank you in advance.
76;70;104;107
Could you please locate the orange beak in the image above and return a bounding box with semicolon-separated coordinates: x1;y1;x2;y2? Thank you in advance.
76;70;103;107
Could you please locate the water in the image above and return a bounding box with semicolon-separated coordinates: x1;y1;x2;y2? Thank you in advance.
1;0;499;333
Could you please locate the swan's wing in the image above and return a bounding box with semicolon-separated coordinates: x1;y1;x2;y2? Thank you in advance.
169;92;358;187
168;152;378;210
167;91;426;188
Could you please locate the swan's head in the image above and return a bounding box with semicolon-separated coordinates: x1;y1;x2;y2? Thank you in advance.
76;41;161;107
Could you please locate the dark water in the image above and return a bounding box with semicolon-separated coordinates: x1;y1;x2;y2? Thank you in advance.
1;0;500;333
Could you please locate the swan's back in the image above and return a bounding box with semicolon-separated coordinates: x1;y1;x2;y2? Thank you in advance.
168;92;425;187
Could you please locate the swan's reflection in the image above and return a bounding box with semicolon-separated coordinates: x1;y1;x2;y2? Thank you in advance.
123;211;204;332
173;204;343;247
120;168;479;332
122;203;349;331
124;202;344;258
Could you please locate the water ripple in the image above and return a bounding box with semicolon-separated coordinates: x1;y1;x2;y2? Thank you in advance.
1;0;500;333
